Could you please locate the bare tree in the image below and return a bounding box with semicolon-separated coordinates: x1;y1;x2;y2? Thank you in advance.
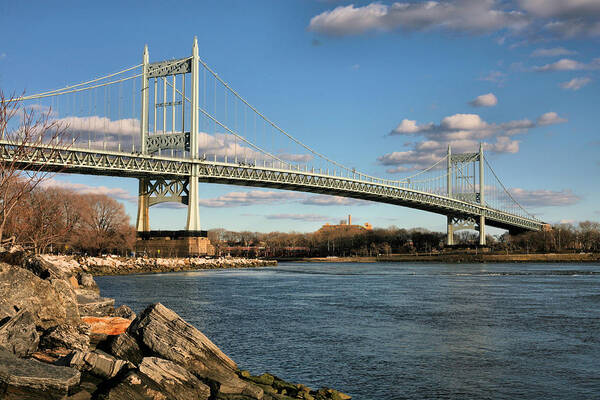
0;90;67;246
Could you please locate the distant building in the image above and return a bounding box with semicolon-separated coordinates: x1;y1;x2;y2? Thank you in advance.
317;214;373;233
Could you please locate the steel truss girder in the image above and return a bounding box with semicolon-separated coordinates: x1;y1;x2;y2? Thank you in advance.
147;178;189;206
145;132;190;154
147;58;192;78
448;216;478;232
451;153;479;163
0;142;544;233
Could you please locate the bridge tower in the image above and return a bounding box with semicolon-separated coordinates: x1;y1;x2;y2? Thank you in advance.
135;38;210;256
446;143;486;246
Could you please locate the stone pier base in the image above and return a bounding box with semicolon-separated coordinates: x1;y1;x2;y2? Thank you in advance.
135;231;215;258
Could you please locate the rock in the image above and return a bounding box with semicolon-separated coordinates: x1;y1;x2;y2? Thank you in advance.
0;309;39;357
94;369;166;400
82;316;131;336
0;349;80;399
128;303;263;399
24;255;66;280
114;305;136;320
77;293;115;317
107;333;144;365
137;357;211;399
247;373;275;386
314;388;351;400
78;273;99;292
0;246;26;266
66;390;92;400
50;278;81;324
40;324;90;353
272;377;298;397
64;350;130;379
0;263;69;330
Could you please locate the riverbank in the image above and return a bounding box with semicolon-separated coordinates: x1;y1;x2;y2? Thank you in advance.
290;252;600;264
41;254;277;276
0;249;349;399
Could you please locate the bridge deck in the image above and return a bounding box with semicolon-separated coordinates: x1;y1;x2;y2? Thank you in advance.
0;141;544;233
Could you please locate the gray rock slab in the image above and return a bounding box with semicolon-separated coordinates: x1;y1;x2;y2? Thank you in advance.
65;350;130;379
138;356;211;399
0;263;69;330
0;349;80;399
0;309;39;357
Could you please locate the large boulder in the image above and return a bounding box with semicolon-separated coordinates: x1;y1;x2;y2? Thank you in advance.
128;303;263;399
40;324;90;353
0;263;70;330
0;310;39;357
0;349;80;399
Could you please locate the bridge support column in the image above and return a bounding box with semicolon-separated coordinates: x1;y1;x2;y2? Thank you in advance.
479;216;486;246
136;178;150;232
447;216;454;246
186;167;200;230
478;143;485;246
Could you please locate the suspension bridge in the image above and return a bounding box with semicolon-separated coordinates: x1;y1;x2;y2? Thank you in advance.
2;37;547;247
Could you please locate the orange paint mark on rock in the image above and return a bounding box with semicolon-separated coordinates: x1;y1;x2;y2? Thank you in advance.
82;316;131;336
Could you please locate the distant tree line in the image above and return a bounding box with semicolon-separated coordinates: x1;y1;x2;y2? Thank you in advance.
209;221;600;258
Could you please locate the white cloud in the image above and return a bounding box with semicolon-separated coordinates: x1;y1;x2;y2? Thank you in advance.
533;57;600;72
380;110;567;171
265;213;330;222
195;190;371;208
479;70;508;85
530;47;576;57
0;53;6;60
518;0;600;19
559;77;591;90
309;0;600;39
469;93;498;107
41;179;137;203
199;190;305;208
301;195;369;206
391;119;432;134
510;187;580;207
308;1;529;36
536;111;567;126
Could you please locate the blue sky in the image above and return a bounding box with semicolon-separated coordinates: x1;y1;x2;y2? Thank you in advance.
1;0;599;234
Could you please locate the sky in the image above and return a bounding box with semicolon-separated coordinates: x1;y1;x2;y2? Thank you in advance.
1;0;599;235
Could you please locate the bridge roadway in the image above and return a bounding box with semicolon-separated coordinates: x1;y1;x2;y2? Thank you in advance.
0;140;544;234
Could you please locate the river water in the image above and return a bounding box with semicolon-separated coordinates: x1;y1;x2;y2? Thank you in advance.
96;262;600;400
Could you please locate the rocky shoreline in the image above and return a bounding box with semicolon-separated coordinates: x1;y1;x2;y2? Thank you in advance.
45;254;277;276
0;248;350;400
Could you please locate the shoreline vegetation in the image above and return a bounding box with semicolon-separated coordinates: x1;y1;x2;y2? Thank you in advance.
0;248;349;399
